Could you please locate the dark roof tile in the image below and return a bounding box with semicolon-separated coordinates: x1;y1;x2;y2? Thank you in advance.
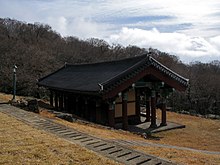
38;53;189;94
38;54;147;92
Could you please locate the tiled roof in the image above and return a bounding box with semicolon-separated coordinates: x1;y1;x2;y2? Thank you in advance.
38;53;188;96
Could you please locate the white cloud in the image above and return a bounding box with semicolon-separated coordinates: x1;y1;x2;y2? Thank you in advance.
47;16;67;35
1;0;220;38
108;27;220;63
67;17;107;39
209;36;220;51
46;16;110;39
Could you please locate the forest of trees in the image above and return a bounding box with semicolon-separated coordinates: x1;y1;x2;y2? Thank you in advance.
0;18;219;116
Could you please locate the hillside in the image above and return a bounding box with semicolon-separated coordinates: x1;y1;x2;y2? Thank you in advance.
0;18;220;117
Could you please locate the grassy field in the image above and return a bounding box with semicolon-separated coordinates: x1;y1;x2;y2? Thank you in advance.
0;112;120;165
0;93;220;164
54;112;220;165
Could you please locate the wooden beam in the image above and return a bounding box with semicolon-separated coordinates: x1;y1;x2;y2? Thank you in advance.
108;102;115;128
135;89;141;123
54;92;58;111
150;90;157;128
59;93;64;111
95;101;102;124
84;99;89;120
88;100;95;122
160;101;167;126
49;91;53;107
122;92;128;130
103;66;187;99
145;96;151;122
75;97;79;116
69;95;75;114
63;94;68;112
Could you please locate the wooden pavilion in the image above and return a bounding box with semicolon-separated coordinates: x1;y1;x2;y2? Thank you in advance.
38;53;188;130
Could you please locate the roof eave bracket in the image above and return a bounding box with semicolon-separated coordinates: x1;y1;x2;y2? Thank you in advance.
98;83;104;92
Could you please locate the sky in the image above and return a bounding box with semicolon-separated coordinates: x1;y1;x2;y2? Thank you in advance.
0;0;220;63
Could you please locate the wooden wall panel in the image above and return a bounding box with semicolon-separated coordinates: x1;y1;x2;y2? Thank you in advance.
115;89;136;118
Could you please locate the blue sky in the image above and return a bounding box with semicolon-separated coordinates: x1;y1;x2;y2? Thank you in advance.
0;0;220;63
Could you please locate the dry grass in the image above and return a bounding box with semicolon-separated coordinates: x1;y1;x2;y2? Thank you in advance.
55;111;220;151
0;93;22;102
1;93;220;164
131;146;220;165
54;110;220;165
156;111;220;151
0;112;120;165
39;109;56;118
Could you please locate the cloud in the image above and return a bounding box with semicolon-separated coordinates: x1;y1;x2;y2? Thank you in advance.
46;16;110;39
107;27;220;63
67;17;107;39
1;0;220;38
47;16;67;35
209;36;220;50
0;0;220;62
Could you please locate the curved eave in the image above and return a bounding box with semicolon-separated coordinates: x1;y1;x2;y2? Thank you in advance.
150;57;189;87
37;83;101;97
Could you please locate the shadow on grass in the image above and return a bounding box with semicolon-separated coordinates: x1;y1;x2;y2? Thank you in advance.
144;134;164;141
38;100;54;110
0;101;9;104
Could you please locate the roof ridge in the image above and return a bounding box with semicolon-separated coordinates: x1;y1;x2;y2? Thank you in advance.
37;65;66;83
66;53;148;67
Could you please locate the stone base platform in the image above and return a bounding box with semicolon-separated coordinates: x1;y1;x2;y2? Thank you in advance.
116;117;185;134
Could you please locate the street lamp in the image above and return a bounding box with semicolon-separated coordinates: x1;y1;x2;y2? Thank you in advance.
12;65;17;102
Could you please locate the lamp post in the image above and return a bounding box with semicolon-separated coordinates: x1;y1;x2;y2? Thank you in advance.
12;65;17;102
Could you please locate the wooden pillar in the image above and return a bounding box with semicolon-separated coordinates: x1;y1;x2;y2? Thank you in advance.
108;101;115;128
50;91;53;107
55;92;58;111
135;89;141;123
150;90;157;128
145;97;151;122
64;95;68;112
122;92;128;130
160;101;167;126
75;98;79;116
70;96;75;114
88;100;94;122
95;101;102;124
85;99;89;120
59;93;63;111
